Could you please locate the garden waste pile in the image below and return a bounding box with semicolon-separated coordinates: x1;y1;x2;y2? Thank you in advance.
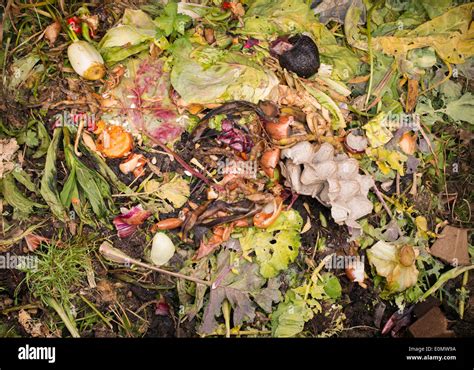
0;0;473;338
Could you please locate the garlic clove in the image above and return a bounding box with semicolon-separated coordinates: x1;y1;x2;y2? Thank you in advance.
150;232;176;266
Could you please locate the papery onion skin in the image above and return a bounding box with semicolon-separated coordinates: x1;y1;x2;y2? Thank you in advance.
260;147;280;178
67;41;106;80
253;197;283;228
119;153;147;175
113;205;151;238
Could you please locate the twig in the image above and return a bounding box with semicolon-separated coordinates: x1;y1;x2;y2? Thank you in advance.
99;242;212;287
371;181;393;219
396;172;400;196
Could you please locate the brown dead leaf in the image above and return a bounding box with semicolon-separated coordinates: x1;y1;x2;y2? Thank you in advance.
18;310;56;337
0;138;19;179
406;79;418;113
44;21;61;46
96;279;117;304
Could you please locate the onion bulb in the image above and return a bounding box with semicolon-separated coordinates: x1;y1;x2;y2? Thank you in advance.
150;232;175;266
67;41;106;80
260;147;280;178
265;116;292;140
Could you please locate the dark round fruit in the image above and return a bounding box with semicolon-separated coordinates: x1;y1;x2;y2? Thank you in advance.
278;35;320;78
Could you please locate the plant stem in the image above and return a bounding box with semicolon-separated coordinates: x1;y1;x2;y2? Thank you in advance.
79;294;113;329
44;297;80;338
459;271;469;319
222;299;231;338
99;242;213;287
364;2;375;107
419;265;474;302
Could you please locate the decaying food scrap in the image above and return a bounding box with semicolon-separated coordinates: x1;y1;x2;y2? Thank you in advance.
0;0;472;340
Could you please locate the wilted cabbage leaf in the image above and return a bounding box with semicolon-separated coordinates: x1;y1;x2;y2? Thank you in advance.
442;93;474;125
363;113;393;148
241;0;315;37
170;39;278;104
321;272;342;299
154;1;191;36
373;3;474;64
271;290;313;337
239;210;303;278
366;147;408;176
271;271;342;337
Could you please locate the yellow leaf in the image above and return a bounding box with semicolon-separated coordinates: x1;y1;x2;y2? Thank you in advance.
373;3;474;64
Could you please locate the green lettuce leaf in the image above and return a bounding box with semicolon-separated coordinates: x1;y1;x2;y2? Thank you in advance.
154;1;191;37
241;0;315;37
271;290;313;337
99;9;158;64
